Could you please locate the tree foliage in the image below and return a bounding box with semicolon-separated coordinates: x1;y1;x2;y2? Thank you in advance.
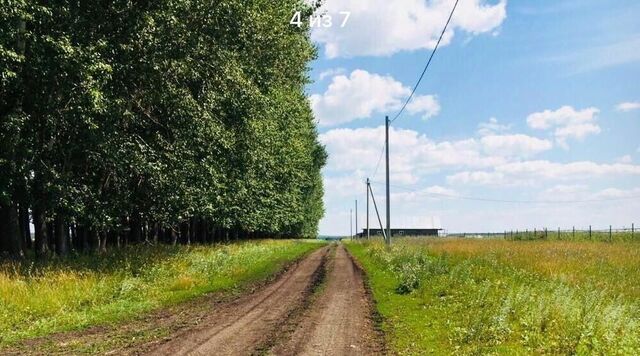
0;0;326;257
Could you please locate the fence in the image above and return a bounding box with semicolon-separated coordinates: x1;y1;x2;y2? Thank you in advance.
446;224;637;242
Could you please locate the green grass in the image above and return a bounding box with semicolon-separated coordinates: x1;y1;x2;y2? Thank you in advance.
0;239;325;347
347;238;640;355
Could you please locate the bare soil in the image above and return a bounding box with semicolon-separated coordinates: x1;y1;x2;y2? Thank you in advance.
269;244;384;355
147;246;329;355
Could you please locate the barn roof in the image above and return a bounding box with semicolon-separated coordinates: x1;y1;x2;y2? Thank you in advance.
364;216;442;230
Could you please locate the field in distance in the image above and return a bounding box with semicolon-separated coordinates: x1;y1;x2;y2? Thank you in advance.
347;238;640;355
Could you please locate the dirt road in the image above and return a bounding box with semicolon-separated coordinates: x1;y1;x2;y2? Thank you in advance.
148;243;383;356
149;247;328;355
270;244;383;355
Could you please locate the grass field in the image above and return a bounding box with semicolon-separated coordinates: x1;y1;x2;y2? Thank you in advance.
347;238;640;355
0;239;324;347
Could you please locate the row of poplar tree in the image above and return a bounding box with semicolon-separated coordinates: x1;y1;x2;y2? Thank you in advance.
0;1;326;258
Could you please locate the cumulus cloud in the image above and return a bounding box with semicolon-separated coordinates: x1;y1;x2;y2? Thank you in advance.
538;185;640;202
391;185;459;202
310;70;439;126
526;106;601;148
477;117;510;136
447;161;640;186
407;95;441;120
319;127;554;182
318;67;346;81
480;134;552;157
320;126;504;175
616;101;640;112
311;0;506;58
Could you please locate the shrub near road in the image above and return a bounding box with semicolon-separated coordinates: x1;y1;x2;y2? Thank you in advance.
347;239;640;355
0;239;324;347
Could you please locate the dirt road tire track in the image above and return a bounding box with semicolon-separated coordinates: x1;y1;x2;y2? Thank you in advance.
270;244;384;356
147;246;329;355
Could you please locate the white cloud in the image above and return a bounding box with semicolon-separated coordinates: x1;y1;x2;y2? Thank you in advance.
319;126;507;175
319;125;640;234
392;185;459;203
616;101;640;112
310;70;439;126
318;68;346;81
447;161;640;186
593;187;640;199
312;0;507;58
526;106;601;148
319;127;553;183
538;185;640;202
477;117;510;136
406;95;441;120
480;134;552;157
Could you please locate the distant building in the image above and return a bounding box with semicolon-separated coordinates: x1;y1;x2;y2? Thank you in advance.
358;216;444;237
360;227;442;237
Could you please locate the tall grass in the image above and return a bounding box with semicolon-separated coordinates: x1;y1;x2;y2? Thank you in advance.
347;238;640;355
0;240;324;346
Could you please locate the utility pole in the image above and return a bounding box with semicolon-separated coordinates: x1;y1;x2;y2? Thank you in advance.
366;178;370;240
355;199;358;239
369;184;387;241
385;115;391;246
350;209;353;239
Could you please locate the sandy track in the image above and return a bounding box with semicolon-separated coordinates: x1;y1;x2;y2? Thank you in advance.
270;244;384;356
148;247;328;356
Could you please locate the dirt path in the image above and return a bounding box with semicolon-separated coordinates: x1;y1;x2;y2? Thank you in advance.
147;246;329;355
7;243;384;355
149;243;384;356
270;244;384;355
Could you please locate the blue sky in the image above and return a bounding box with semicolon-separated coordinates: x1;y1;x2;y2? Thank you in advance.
305;0;640;236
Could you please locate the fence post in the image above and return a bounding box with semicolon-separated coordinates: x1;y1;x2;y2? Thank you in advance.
544;228;548;239
534;228;537;239
632;223;635;239
589;225;592;240
572;226;575;239
558;227;560;240
609;225;612;242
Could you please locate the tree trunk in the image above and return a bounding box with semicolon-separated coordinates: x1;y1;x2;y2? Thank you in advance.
47;222;55;251
54;214;67;256
74;224;86;252
189;217;196;244
33;204;48;257
19;204;31;250
180;221;190;245
70;223;76;251
0;201;24;257
129;213;141;244
171;227;178;246
99;231;107;253
87;229;99;253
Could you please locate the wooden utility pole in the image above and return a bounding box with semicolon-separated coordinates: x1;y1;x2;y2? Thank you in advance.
350;209;353;239
385;115;391;246
366;178;370;240
368;184;387;241
355;199;358;239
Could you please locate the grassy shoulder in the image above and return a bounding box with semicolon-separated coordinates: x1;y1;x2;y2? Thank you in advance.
0;239;325;347
346;238;640;355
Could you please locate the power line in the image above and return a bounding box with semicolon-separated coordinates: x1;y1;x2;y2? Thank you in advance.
370;181;640;204
371;142;386;179
390;0;459;123
370;0;458;178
